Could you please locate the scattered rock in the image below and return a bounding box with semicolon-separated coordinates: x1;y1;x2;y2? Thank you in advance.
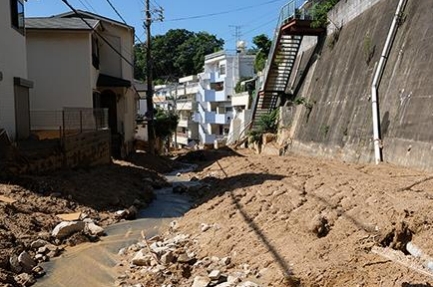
177;253;195;264
51;221;85;239
209;269;221;280
18;251;36;273
238;281;260;287
192;276;211;287
309;214;330;238
201;223;211;232
131;250;153;266
9;255;22;273
221;257;231;266
32;265;46;278
85;221;105;236
30;239;49;249
14;273;36;287
161;251;174;265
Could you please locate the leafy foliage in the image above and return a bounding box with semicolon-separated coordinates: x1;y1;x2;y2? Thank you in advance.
249;108;279;144
310;0;340;28
134;29;224;82
251;34;272;72
153;108;179;139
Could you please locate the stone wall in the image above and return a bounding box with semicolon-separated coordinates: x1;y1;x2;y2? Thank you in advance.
4;130;111;175
284;0;433;170
63;130;111;168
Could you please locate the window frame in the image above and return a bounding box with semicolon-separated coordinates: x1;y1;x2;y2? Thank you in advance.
10;0;25;35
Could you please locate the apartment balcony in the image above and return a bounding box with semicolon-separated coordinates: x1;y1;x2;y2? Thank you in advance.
232;92;250;107
176;100;194;111
197;104;232;125
198;84;228;102
199;125;216;145
176;133;189;145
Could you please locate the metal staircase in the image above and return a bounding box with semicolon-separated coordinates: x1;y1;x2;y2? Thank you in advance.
250;0;324;131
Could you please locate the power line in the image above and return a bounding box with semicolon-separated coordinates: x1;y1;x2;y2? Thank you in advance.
59;0;135;67
82;0;97;12
103;0;144;43
165;0;286;22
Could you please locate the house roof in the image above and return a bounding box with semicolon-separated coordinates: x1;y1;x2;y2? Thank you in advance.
25;17;100;31
54;10;134;30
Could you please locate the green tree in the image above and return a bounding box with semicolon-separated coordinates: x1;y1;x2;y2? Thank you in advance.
134;29;224;82
310;0;340;28
251;34;272;72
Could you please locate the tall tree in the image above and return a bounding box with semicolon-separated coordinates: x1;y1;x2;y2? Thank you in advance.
134;29;224;82
252;34;272;72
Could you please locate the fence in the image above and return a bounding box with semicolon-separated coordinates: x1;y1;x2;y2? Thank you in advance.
30;108;108;140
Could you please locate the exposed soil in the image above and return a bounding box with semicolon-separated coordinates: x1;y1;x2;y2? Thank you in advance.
118;148;433;286
0;152;176;286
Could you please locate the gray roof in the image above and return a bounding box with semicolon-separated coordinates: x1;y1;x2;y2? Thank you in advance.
25;17;100;30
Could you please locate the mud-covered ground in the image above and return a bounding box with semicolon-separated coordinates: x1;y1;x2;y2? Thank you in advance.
118;148;433;287
0;152;179;286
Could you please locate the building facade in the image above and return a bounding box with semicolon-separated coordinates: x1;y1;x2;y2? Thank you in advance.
26;11;137;157
195;51;255;147
0;0;33;141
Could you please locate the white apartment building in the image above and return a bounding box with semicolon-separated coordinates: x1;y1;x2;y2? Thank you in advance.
195;51;255;147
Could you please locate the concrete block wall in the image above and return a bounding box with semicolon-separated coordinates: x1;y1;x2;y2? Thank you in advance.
63;130;111;168
5;130;111;175
284;0;433;171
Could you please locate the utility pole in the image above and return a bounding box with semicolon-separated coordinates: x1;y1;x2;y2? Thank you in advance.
144;0;163;154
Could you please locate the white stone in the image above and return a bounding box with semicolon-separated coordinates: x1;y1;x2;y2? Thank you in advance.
191;276;211;287
131;250;152;266
51;221;85;239
237;281;260;287
201;223;211;232
85;221;105;236
221;257;231;266
209;269;221;280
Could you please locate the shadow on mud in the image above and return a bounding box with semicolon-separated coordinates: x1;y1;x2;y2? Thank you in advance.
202;159;296;281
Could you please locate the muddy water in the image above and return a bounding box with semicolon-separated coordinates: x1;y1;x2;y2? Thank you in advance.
35;167;195;287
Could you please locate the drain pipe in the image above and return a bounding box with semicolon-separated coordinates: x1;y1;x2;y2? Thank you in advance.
371;0;407;164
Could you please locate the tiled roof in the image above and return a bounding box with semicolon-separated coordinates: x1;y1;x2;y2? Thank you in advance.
25;17;99;30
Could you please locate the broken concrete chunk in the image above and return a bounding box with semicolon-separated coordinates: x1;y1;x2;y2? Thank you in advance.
18;251;36;273
131;250;153;266
177;253;194;264
160;251;174;265
191;276;211;287
52;221;85;239
85;221;105;236
208;269;221;280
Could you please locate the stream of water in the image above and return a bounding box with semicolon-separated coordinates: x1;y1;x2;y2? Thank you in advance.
35;166;196;286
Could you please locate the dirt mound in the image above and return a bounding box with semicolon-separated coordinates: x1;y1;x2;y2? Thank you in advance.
158;150;433;286
0;152;176;286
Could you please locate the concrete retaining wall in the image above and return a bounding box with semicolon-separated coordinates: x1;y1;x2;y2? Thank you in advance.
285;0;433;170
5;130;111;175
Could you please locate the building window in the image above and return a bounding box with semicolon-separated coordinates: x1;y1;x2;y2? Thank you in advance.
10;0;24;34
219;64;226;75
210;82;224;91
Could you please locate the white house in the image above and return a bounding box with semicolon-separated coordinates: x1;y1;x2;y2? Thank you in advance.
0;0;33;141
25;10;137;157
195;50;255;147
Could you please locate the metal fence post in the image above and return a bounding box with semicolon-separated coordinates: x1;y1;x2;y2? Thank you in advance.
62;110;65;139
80;110;83;133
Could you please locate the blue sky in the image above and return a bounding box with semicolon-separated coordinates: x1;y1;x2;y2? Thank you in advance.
26;0;303;50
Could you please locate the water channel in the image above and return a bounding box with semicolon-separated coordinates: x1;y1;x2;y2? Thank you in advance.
35;166;196;286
